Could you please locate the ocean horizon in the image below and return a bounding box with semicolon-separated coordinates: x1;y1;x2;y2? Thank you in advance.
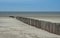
0;11;60;17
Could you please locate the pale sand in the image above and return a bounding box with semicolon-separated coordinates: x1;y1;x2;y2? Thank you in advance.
26;16;60;23
0;17;60;38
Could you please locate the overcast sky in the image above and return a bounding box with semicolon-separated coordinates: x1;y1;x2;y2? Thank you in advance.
0;0;60;11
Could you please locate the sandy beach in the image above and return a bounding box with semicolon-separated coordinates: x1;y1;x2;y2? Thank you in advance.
0;17;60;38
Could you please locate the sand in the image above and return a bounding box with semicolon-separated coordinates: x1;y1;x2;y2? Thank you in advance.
26;16;60;23
0;17;60;38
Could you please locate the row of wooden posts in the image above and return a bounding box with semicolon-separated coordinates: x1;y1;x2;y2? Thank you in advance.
16;16;60;35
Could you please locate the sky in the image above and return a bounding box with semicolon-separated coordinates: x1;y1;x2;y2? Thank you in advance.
0;0;60;11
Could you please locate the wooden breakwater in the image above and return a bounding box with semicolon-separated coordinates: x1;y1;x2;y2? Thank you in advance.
16;16;60;35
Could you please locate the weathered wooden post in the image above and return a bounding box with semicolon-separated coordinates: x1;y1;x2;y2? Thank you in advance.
54;23;60;35
45;22;51;32
37;20;41;28
34;20;38;27
28;18;30;25
40;21;46;30
31;19;34;26
50;23;53;33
